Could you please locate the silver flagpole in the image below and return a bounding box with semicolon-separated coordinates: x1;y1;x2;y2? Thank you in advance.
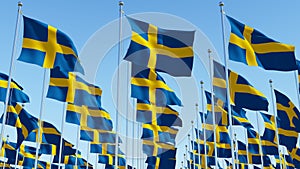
234;133;239;169
132;99;136;169
125;62;130;169
255;112;264;168
0;1;23;150
115;1;124;168
183;153;187;168
191;121;196;169
95;153;98;169
293;71;300;108
244;128;249;168
208;49;218;169
34;68;49;169
195;103;201;168
187;141;192;169
200;81;208;169
86;142;90;169
219;2;236;168
269;79;282;169
188;134;192;168
57;102;68;168
75;125;81;167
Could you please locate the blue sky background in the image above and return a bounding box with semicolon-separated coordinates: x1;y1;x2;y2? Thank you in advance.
1;0;300;168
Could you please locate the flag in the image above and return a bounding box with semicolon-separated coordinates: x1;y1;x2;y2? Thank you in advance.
39;144;57;156
231;106;254;129
142;140;175;157
90;143;115;154
290;147;300;168
227;15;297;71
0;72;30;103
204;124;231;144
236;140;248;163
80;126;116;143
146;149;176;169
98;152;125;166
213;60;269;111
18;15;84;73
205;91;228;126
141;124;178;144
260;112;279;155
131;66;182;106
37;161;59;169
278;127;298;152
1;103;39;148
66;104;113;131
136;99;182;127
0;140;23;164
47;67;102;107
124;17;195;77
275;89;300;132
247;129;260;154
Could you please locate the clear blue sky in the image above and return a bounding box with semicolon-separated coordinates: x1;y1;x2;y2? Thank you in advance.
1;0;300;168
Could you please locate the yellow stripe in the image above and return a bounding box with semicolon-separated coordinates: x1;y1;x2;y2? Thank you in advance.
131;77;173;92
252;42;294;54
0;80;22;90
213;77;226;88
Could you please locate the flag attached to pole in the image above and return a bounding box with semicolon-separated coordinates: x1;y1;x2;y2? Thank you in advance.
0;72;30;103
18;15;84;74
227;15;297;71
124;17;195;77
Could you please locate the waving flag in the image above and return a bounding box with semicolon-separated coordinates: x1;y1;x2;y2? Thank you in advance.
0;72;30;103
131;66;181;106
18;15;84;73
227;15;296;71
47;67;102;107
124;17;195;77
141;124;178;144
136;99;182;127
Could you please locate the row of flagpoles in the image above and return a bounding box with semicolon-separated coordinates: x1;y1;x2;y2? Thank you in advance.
2;1;300;169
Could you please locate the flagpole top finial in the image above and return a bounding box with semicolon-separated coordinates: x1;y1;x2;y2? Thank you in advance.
188;134;190;137
219;1;224;6
119;1;124;6
185;145;187;148
208;49;212;53
195;103;198;107
269;79;273;83
200;80;204;85
18;1;23;7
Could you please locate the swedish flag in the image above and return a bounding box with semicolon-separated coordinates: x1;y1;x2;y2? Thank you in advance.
66;104;113;131
131;66;182;106
0;140;23;164
247;129;260;154
18;15;84;73
141;124;178;145
236;140;248;163
0;72;30;103
204;124;231;144
260;112;279;155
39;143;57;156
98;150;125;166
136;99;182;127
205;91;228;126
124;17;195;77
37;161;59;169
90;143;115;154
80;126;116;143
1;103;39;148
142;140;175;157
275;89;300;131
227;15;297;71
213;61;269;111
47;67;102;107
232;106;254;129
146;149;176;169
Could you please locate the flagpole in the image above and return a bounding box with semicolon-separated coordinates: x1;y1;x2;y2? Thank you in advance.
234;133;239;169
57;102;67;168
132;99;136;169
255;111;264;168
0;1;23;150
186;144;191;169
125;62;130;169
208;49;218;169
191;121;196;169
95;153;98;169
243;128;249;168
86;142;90;169
183;153;187;168
293;71;300;107
75;125;80;167
195;103;201;168
115;1;124;168
269;79;282;169
219;2;236;168
200;81;208;169
34;68;49;169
